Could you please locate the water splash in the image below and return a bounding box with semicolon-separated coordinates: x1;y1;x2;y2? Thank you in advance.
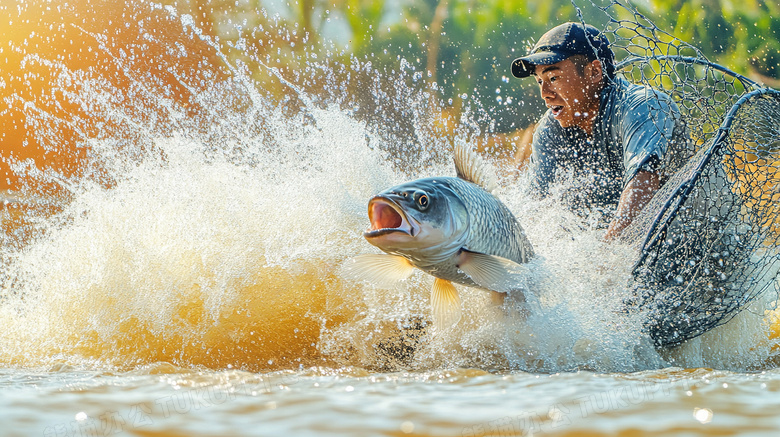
0;1;775;374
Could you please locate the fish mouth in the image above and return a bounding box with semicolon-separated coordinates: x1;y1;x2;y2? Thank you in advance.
364;196;415;238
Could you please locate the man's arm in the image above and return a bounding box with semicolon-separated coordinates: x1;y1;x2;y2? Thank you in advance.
604;170;660;240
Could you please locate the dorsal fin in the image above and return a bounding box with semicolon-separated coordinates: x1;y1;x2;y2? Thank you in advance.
453;143;498;193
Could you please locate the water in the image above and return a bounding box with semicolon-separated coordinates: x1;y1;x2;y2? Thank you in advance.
2;1;780;436
5;366;780;436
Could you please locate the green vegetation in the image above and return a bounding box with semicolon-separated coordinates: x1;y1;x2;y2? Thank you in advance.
164;0;780;140
647;0;779;82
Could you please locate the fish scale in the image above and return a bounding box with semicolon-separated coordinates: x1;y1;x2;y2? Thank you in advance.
446;177;534;269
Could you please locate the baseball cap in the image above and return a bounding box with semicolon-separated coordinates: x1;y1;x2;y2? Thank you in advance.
511;22;614;78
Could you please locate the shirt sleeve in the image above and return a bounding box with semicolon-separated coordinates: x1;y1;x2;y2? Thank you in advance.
616;85;682;185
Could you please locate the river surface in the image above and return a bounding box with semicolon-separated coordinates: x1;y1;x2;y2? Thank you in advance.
2;1;780;436
4;365;780;436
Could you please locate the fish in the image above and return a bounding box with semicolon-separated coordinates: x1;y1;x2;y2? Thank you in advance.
346;144;535;331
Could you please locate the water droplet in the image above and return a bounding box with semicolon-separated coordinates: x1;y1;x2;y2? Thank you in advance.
694;408;713;423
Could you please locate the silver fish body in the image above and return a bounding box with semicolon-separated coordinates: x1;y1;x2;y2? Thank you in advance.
348;145;534;331
364;176;533;288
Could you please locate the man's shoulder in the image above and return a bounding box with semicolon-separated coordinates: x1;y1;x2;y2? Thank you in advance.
606;76;651;94
607;77;676;108
601;77;680;126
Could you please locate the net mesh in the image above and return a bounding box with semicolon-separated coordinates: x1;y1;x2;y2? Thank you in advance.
567;0;780;346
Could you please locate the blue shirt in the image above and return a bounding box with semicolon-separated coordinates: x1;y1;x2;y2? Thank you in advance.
530;77;686;213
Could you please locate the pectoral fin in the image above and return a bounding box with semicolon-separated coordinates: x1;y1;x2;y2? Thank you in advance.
457;250;529;294
342;254;415;288
431;278;461;331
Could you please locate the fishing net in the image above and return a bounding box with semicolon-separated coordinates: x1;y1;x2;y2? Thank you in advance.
625;88;780;347
566;0;780;346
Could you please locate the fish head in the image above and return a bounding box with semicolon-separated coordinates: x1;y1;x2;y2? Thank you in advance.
364;178;468;255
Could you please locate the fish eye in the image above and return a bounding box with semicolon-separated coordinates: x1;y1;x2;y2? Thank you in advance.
413;191;430;209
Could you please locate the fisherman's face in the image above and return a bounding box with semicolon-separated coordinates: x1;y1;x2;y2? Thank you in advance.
534;58;602;134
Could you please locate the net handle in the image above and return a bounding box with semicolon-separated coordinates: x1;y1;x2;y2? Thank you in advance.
615;55;762;90
632;87;780;272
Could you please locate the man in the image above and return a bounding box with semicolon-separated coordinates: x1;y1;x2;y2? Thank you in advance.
511;22;685;240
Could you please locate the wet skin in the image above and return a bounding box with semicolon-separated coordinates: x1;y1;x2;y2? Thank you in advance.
534;58;602;136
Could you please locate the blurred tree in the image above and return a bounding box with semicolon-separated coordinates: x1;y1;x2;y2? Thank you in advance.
162;0;780;129
3;0;776;197
95;0;780;159
638;0;780;85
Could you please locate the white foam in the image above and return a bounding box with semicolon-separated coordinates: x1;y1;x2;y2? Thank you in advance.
0;10;776;372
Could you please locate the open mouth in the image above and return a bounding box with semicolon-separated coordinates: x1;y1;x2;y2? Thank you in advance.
549;105;564;117
364;197;412;237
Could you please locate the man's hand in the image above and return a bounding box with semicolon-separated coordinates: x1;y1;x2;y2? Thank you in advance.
604;170;660;241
